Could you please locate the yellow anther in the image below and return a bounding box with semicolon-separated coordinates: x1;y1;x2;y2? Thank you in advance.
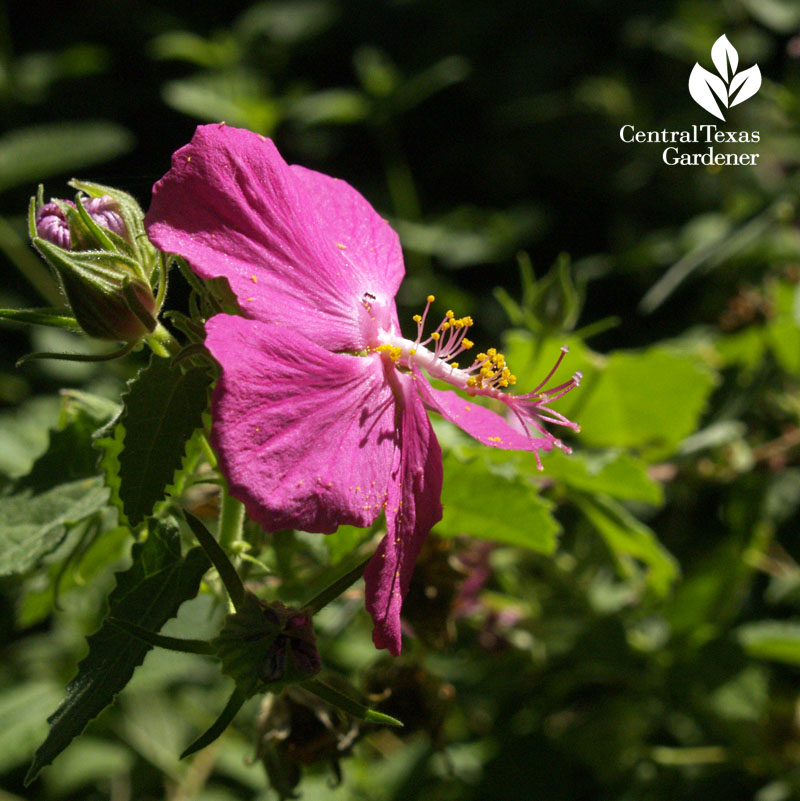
431;332;440;341
476;352;487;361
509;375;517;385
451;362;459;369
462;338;474;349
427;294;435;303
410;348;417;355
412;314;422;323
487;347;497;357
442;321;451;330
499;379;509;387
466;377;477;387
446;310;455;319
462;316;474;326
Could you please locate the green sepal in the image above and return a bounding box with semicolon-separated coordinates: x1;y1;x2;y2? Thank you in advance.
303;678;403;728
31;237;157;341
211;592;321;698
180;688;248;759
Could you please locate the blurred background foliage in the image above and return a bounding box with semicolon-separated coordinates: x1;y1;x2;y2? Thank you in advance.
2;0;800;799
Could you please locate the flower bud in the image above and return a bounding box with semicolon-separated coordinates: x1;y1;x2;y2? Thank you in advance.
213;593;321;698
29;183;160;343
36;195;127;250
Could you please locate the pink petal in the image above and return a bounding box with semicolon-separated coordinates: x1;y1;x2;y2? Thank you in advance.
205;314;396;533
364;371;443;655
414;371;554;453
146;124;405;352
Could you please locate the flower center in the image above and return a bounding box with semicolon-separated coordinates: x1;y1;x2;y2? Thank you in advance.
370;294;583;464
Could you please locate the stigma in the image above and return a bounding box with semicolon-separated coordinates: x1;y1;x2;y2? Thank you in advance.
372;295;582;459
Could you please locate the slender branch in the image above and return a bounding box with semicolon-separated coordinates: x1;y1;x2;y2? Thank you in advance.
107;617;214;655
184;511;245;612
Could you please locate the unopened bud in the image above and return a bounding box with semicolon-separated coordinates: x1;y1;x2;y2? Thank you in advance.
35;195;128;250
30;183;160;342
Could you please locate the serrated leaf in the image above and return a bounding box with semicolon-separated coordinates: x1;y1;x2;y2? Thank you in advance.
737;620;800;666
26;518;210;784
19;396;117;494
0;477;109;576
574;494;678;596
438;454;559;552
96;356;211;526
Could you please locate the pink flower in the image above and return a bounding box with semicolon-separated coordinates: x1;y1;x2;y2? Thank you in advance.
145;124;580;655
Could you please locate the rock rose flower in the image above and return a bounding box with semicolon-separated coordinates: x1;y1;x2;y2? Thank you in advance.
145;124;580;655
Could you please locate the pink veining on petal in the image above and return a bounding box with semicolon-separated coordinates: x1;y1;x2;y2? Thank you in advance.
145;124;404;352
205;314;396;534
364;369;443;655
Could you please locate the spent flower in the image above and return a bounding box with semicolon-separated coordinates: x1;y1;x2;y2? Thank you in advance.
146;124;581;655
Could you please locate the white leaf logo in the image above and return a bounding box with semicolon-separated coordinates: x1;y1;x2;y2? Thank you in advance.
711;34;738;81
689;64;728;120
689;35;761;120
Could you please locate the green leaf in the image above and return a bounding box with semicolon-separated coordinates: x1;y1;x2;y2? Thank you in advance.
0;395;61;479
0;477;109;577
96;356;211;526
504;333;717;460
0;122;134;192
438;454;560;552
737;620;800;666
0;307;81;330
577;348;717;458
17;525;130;628
0;682;63;773
325;525;371;564
538;450;664;506
573;494;679;596
19;393;117;494
26;518;210;784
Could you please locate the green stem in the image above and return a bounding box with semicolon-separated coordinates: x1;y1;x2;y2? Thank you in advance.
107;617;214;655
218;487;245;551
145;321;180;357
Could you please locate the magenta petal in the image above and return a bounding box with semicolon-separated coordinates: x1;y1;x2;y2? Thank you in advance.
205;314;396;533
415;371;554;454
146;124;405;351
364;372;443;655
